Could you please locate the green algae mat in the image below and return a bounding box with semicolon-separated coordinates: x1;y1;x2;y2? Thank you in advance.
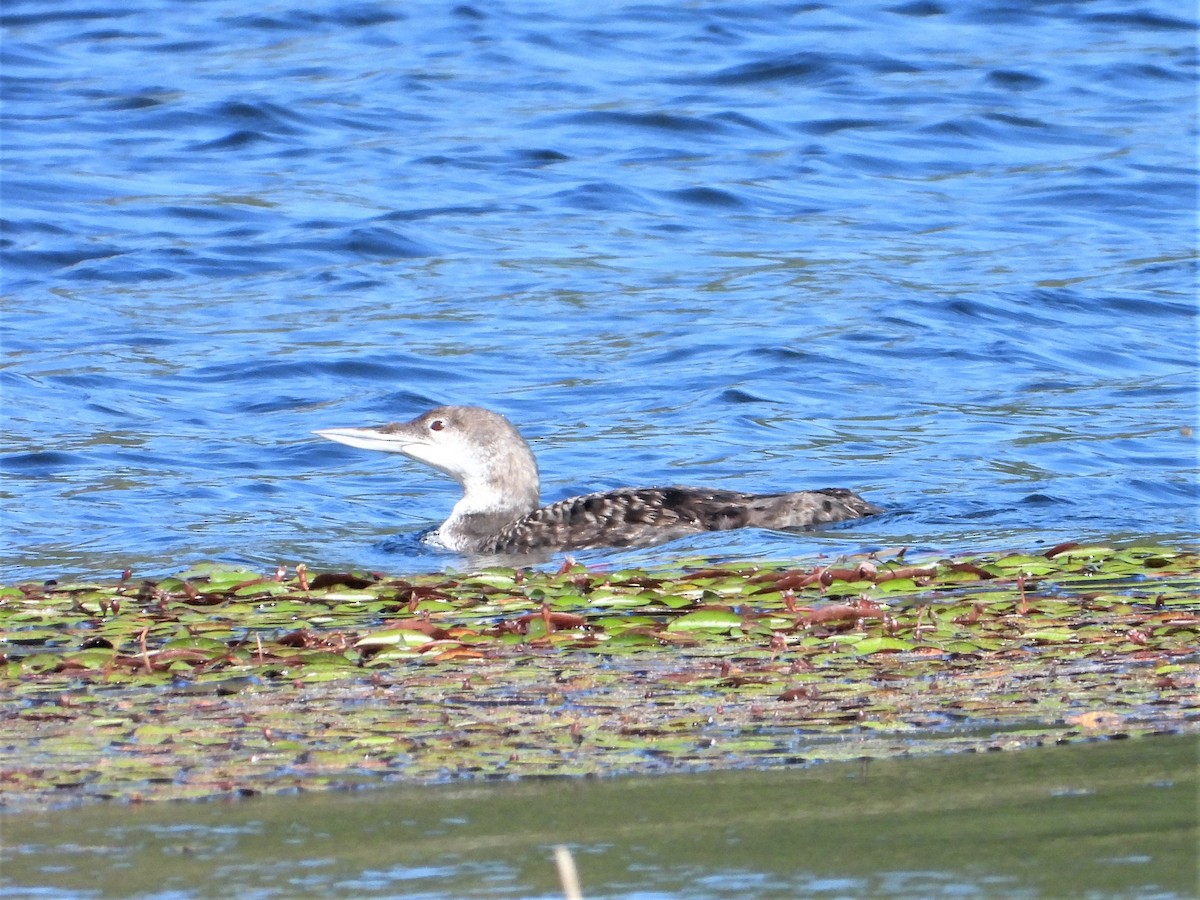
2;543;1198;811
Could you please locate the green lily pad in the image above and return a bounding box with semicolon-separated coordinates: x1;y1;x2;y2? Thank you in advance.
666;609;744;632
356;629;434;648
852;637;916;654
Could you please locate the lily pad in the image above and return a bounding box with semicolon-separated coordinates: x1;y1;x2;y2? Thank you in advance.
666;609;744;632
0;544;1197;811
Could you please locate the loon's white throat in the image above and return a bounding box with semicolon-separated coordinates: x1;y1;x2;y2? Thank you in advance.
315;405;883;555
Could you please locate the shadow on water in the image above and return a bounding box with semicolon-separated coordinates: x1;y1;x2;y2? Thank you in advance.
3;735;1196;898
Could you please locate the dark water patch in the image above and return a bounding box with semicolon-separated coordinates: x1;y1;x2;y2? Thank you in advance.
76;28;153;43
147;39;223;54
1026;186;1189;218
333;226;436;259
961;5;1053;26
209;100;311;133
0;451;86;473
827;151;925;177
159;204;250;223
552;181;655;212
1019;492;1068;506
103;92;173;111
1113;177;1199;204
796;117;885;135
1115;377;1200;401
184;359;391;385
709;110;779;134
378;203;508;223
509;147;572;166
0;8;131;29
0;176;117;205
886;0;946;16
205;225;436;261
1088;294;1194;321
308;272;389;292
662;186;747;209
980;111;1049;130
1087;11;1197;32
698;51;852;86
188;129;278;151
984;69;1047;91
1095;62;1196;89
0;245;123;273
235;396;322;416
554;109;733;136
1130;477;1199;504
296;217;342;231
739;345;833;365
720;387;774;405
937;295;1053;326
225;4;404;31
918;115;1055;144
410;153;473;169
0;43;64;74
68;259;188;282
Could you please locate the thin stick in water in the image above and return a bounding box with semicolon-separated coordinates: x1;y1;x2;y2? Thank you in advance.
554;845;583;900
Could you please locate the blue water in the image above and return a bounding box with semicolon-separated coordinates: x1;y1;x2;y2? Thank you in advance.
2;0;1197;584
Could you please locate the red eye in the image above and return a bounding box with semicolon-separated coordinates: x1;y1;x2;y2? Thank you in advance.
430;419;445;432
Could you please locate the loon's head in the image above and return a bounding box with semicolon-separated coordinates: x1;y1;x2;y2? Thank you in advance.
315;405;541;517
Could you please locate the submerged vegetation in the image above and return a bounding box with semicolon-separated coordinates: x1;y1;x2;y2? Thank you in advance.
2;543;1197;810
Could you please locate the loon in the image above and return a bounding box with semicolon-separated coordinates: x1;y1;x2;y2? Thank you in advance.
314;405;883;555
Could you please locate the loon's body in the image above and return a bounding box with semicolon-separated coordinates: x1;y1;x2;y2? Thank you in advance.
315;405;882;555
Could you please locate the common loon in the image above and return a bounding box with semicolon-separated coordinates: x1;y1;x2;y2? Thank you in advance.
315;405;883;555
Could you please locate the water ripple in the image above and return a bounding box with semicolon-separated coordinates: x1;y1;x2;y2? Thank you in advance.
1;0;1195;581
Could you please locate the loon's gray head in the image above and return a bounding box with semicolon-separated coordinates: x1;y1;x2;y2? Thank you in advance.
314;405;542;520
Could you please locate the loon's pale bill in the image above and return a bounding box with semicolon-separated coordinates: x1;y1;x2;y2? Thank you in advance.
313;427;417;454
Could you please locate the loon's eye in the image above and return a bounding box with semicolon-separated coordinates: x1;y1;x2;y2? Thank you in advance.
429;419;445;432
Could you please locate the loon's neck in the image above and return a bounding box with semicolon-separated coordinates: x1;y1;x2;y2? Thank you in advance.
437;486;538;551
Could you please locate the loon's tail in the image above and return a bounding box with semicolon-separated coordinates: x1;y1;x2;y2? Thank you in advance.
744;489;884;530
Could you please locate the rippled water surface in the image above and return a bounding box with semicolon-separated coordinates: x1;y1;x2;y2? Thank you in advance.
2;0;1197;583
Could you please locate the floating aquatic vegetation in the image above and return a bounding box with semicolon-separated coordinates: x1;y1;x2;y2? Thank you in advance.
1;544;1197;809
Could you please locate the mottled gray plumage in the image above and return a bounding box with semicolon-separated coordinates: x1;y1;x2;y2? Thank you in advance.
315;405;882;554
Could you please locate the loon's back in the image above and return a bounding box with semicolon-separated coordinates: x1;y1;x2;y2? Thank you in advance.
479;486;882;554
